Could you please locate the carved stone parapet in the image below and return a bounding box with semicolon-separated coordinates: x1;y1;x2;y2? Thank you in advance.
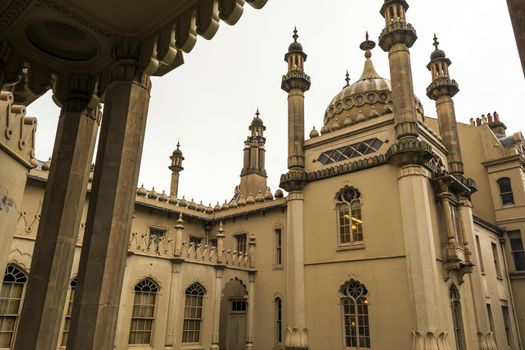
281;71;311;92
411;331;450;350
280;171;307;192
426;77;459;99
379;21;417;51
0;91;37;168
478;332;497;350
284;328;308;350
386;137;433;166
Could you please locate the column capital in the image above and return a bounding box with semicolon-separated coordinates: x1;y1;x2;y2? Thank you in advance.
427;78;459;100
53;74;101;121
410;331;450;350
107;39;152;91
284;328;308;350
280;171;307;192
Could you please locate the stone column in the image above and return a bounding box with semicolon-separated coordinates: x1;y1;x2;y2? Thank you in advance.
458;198;497;350
397;165;450;350
164;261;183;349
14;75;100;350
67;40;152;350
174;213;184;256
246;272;255;350
283;192;308;350
210;266;224;350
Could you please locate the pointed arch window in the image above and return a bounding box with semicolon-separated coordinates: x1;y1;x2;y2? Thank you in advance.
340;279;370;348
129;278;159;345
182;282;206;343
61;277;77;346
497;177;514;205
0;265;27;348
336;187;363;245
450;285;466;350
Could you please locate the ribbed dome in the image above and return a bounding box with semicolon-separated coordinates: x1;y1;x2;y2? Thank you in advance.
322;55;393;133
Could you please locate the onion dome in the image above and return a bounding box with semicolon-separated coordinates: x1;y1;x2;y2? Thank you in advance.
238;195;247;206
159;190;168;202
309;126;319;138
169;195;178;205
255;191;265;202
137;184;147;197
250;107;265;128
149;187;158;200
205;203;214;213
221;200;230;210
42;157;51;171
264;188;274;200
230;198;239;208
178;196;187;207
430;34;446;60
274;189;284;198
288;27;303;53
323;33;392;132
188;198;197;210
196;201;205;212
246;193;256;204
214;202;221;212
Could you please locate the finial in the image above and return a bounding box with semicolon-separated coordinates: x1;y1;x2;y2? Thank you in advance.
255;107;260;118
176;140;180;149
433;33;440;50
293;26;298;42
359;31;376;58
345;70;350;86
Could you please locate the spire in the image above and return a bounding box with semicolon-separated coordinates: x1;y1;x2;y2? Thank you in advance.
359;32;380;80
345;70;350;86
433;33;439;50
293;26;298;42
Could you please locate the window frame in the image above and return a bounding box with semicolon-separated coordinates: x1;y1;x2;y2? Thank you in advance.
0;265;28;349
450;285;466;350
274;297;283;346
275;228;283;267
235;233;247;254
491;242;502;278
508;230;525;271
497;177;515;206
475;235;485;273
339;279;371;349
128;278;159;345
61;277;77;346
182;282;206;344
501;305;513;346
335;187;364;248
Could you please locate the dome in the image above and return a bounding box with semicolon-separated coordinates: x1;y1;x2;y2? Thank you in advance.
288;41;303;52
323;54;393;131
430;48;446;60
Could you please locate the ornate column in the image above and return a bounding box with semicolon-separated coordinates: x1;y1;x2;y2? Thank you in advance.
280;28;310;350
174;213;185;256
398;166;450;350
210;266;224;350
164;261;183;349
246;272;256;350
14;74;100;350
67;39;152;350
458;197;497;350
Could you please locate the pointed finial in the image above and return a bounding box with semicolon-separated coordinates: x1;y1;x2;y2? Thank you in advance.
366;31;369;41
176;140;180;149
360;31;376;58
433;33;439;50
293;26;298;42
345;70;350;86
255;107;260;118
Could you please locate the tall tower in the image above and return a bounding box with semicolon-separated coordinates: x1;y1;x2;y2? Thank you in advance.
169;142;184;198
238;108;268;198
426;35;464;177
378;0;419;143
280;28;310;350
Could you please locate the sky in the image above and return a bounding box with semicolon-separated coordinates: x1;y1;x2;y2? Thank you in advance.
27;0;525;206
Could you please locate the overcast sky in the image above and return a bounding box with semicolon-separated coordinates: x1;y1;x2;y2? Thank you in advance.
28;0;525;206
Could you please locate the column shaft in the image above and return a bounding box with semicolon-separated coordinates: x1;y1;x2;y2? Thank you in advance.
246;272;255;350
287;89;305;170
164;262;183;349
67;76;151;350
14;98;99;350
435;96;463;175
210;267;223;350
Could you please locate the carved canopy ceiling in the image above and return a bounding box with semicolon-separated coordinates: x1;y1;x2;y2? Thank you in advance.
0;0;267;103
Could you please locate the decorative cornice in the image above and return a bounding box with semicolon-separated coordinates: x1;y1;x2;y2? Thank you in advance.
379;21;417;51
426;77;459;100
306;154;387;182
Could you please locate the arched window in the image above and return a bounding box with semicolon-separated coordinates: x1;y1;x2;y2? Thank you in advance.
336;187;363;245
0;265;27;348
61;277;77;346
340;279;370;348
275;297;283;345
182;282;206;343
450;285;466;350
129;278;159;345
497;177;515;205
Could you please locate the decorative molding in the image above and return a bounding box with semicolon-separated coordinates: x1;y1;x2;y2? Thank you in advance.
0;0;32;35
284;328;308;350
307;154;387;182
410;331;450;350
398;165;431;180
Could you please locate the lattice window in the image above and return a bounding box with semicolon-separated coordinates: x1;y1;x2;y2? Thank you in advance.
0;265;27;348
182;282;206;343
450;285;466;350
128;278;159;345
318;138;383;165
340;279;370;348
61;277;77;346
336;187;363;245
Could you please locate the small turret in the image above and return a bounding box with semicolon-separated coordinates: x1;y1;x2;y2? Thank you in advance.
169;142;184;198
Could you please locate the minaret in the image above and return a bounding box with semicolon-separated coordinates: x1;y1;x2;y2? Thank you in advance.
280;28;310;350
378;0;419;142
426;35;464;177
168;142;184;198
238;108;268;198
